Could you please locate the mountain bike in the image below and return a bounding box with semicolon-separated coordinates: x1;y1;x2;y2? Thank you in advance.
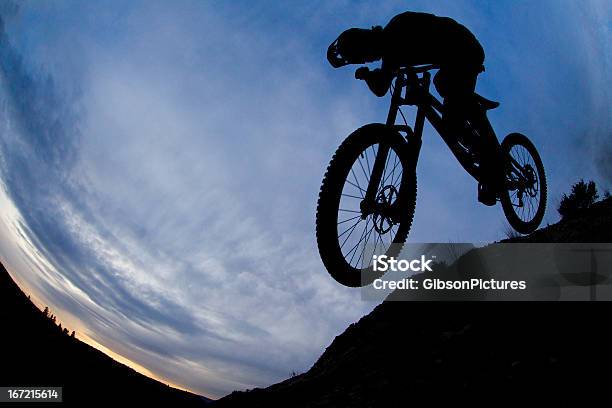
316;64;547;287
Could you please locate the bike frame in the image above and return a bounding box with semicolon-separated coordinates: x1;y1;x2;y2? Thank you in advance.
363;65;493;207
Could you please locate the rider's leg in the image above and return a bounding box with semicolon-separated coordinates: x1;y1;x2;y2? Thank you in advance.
471;108;502;205
434;66;498;205
434;66;478;135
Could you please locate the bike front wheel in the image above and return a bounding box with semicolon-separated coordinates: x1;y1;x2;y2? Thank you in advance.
316;124;417;287
500;133;547;234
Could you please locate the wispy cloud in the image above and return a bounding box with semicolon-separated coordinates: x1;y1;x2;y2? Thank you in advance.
0;0;609;399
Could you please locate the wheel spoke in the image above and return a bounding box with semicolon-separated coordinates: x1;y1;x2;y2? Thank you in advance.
357;155;370;185
350;168;364;197
371;227;382;262
382;159;401;186
346;217;374;263
339;208;361;213
337;214;361;225
392;168;403;187
364;146;372;178
345;179;366;197
356;218;375;267
340;225;360;251
341;193;363;200
338;217;363;239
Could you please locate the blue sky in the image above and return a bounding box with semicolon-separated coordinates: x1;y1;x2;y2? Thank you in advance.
0;0;609;399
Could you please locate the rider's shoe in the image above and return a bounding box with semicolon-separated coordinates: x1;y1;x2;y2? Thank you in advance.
478;183;497;206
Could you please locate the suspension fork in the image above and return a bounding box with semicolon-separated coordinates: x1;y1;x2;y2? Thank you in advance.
361;75;404;216
361;72;427;217
409;72;429;169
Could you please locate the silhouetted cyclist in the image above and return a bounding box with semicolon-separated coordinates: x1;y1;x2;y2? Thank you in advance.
327;11;499;205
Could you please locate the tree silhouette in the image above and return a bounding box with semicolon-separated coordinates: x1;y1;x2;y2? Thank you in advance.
43;306;49;317
558;179;599;219
71;330;76;338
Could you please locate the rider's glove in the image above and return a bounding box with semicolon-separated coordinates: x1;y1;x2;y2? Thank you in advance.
365;68;392;97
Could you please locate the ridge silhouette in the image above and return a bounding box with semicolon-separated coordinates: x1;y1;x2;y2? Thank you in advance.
215;197;612;407
0;263;212;406
1;201;609;406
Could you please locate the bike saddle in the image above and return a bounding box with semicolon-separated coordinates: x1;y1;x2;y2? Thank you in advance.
474;93;500;110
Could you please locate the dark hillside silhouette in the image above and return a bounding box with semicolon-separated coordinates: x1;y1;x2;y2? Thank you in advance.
0;263;211;406
1;201;610;406
510;195;612;243
215;197;612;407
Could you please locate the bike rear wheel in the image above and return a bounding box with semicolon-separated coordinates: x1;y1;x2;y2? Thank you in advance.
500;133;547;234
316;124;417;287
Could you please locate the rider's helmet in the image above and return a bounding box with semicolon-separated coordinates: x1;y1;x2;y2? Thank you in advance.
327;26;384;68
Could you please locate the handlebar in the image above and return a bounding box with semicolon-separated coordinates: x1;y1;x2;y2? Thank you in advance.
355;64;440;82
354;64;441;99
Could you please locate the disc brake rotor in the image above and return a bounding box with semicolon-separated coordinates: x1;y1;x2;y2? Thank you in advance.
372;185;398;234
